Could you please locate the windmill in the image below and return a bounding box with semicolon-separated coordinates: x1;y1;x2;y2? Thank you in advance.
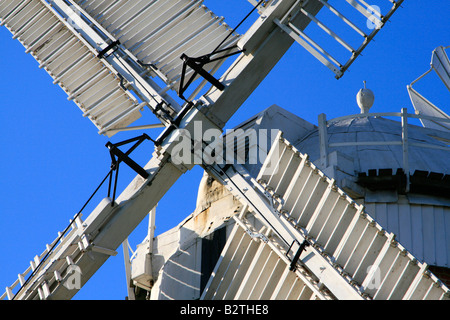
1;0;449;301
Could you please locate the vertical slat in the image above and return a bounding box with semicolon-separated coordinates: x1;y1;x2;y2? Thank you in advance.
352;230;387;285
234;243;270;299
373;251;408;300
387;260;420;299
315;194;348;248
333;207;366;266
323;203;357;255
295;171;328;227
222;235;261;299
201;226;246;300
269;266;291;299
276;156;310;213
306;186;339;237
257;258;287;299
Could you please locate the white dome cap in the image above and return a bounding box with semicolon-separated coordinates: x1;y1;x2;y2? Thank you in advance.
357;81;375;113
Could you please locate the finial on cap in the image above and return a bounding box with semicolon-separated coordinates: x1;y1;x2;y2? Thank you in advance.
357;81;375;113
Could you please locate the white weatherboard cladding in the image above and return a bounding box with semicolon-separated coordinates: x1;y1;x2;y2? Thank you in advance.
0;0;141;136
365;200;450;268
74;0;239;89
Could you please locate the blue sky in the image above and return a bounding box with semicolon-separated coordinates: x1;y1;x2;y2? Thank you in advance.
0;1;448;300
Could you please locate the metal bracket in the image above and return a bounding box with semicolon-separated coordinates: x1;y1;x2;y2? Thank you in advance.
106;134;154;205
97;40;121;59
177;46;244;100
287;239;310;272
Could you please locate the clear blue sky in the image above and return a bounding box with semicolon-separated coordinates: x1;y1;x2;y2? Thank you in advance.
0;1;448;300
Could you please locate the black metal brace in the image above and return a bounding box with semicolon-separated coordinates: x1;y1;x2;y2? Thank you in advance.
105;134;154;206
177;45;244;101
97;40;121;59
287;239;310;272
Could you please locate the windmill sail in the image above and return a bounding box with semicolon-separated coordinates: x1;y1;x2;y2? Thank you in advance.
408;46;450;132
71;0;240;95
432;46;450;92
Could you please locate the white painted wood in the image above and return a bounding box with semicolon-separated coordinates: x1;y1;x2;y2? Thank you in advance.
0;0;141;136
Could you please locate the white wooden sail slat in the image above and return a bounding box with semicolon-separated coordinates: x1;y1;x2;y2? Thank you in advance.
149;13;223;66
93;1;123;22
82;0;118;18
201;226;246;300
60;56;105;90
4;4;40;34
406;273;434;300
74;0;240;90
81;80;127;117
25;21;62;53
329;206;367;267
270;155;309;212
157;22;230;78
273;149;303;197
90;92;130;120
201;222;324;300
386;261;421;299
0;0;142;136
3;1;39;28
232;241;267;299
98;103;143;135
296;173;329;227
215;229;253;299
256;257;288;299
0;0;28;20
136;10;217;66
322;204;356;254
315;199;349;248
21;13;58;46
223;234;261;300
95;98;135;125
342;224;377;276
45;41;88;79
68;69;110;101
351;231;386;284
105;0;166;35
269;265;292;299
245;248;280;299
81;80;123;115
265;143;289;188
36;31;76;67
10;5;47;39
372;251;407;299
124;1;200;52
87;0;128;25
306;187;340;237
113;1;186;42
98;0;152;30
